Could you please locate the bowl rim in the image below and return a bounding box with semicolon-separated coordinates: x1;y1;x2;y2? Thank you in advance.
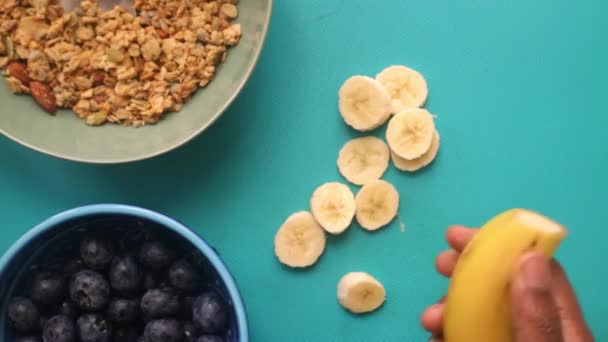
0;204;249;341
0;0;273;165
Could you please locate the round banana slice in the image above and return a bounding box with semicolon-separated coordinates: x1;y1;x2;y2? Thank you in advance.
376;65;428;113
392;130;440;172
310;182;356;234
338;75;392;131
355;180;399;231
337;137;390;186
274;211;326;268
337;272;386;314
386;108;435;160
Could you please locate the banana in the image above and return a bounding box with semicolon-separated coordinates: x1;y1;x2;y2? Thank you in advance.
337;136;390;186
338;75;392;131
376;65;428;113
391;130;440;172
386;108;435;160
337;272;386;314
355;180;399;231
444;209;568;342
274;211;327;268
310;182;356;234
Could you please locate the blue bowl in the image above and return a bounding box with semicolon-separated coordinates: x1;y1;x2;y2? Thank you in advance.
0;204;248;341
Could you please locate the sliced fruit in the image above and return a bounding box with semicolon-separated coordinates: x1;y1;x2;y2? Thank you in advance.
337;272;386;314
355;180;399;231
376;65;428;113
338;75;391;131
444;209;568;342
392;130;440;172
310;182;356;234
274;211;326;268
337;136;390;186
386;108;435;160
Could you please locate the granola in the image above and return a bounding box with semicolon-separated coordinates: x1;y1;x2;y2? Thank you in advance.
0;0;241;127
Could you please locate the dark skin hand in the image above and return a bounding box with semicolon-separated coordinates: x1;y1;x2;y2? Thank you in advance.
421;226;595;342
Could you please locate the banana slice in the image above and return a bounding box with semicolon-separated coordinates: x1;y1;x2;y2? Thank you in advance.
274;211;326;268
338;75;392;131
310;182;356;234
386;108;435;160
337;137;390;186
355;180;399;231
337;272;386;314
392;130;440;172
376;65;428;113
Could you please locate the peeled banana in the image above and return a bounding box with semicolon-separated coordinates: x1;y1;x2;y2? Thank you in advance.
338;76;392;131
274;211;327;268
376;65;428;113
386;109;436;160
391;130;440;172
337;136;390;186
310;182;356;234
355;180;399;231
444;209;568;342
337;272;386;314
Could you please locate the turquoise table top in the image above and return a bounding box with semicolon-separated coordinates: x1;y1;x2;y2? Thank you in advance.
1;0;607;340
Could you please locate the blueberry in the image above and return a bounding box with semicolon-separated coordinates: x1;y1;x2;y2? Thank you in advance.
168;259;201;293
43;315;76;342
15;336;42;342
109;255;141;294
192;292;228;334
196;335;223;342
80;237;114;270
106;298;139;322
70;270;110;311
140;288;180;319
183;321;202;342
112;326;140;342
143;319;183;342
30;271;66;306
76;313;112;342
8;297;40;332
58;301;79;318
139;241;174;270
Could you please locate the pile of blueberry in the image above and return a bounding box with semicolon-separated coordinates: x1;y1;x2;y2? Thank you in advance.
6;235;230;342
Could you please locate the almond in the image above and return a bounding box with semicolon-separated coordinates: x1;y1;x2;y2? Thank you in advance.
7;62;30;86
30;81;57;114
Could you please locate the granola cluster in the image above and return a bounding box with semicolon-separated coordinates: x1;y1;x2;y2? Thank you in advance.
0;0;241;126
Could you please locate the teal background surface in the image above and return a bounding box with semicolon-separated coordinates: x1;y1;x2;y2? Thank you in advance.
1;0;607;340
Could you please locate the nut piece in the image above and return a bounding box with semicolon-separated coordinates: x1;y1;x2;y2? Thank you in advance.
85;111;107;126
30;81;57;114
91;71;105;87
220;3;239;19
6;62;30;86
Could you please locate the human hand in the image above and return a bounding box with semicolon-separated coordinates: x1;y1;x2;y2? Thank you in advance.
421;226;595;342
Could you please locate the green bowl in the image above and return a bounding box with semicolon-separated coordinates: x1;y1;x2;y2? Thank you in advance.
0;1;272;164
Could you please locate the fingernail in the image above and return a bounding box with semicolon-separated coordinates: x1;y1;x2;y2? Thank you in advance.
518;252;551;290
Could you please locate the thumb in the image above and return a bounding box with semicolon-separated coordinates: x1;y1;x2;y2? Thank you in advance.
510;252;564;342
